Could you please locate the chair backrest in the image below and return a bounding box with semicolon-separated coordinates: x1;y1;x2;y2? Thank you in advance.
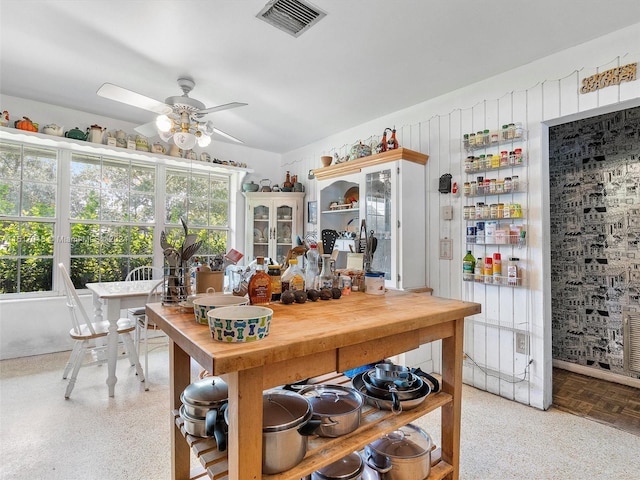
58;263;95;336
125;266;162;281
147;279;165;304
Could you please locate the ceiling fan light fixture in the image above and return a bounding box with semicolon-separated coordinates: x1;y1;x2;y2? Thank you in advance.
156;114;172;132
173;132;197;150
197;134;211;148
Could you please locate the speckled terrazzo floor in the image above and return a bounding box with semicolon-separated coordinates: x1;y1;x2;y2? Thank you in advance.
1;349;639;479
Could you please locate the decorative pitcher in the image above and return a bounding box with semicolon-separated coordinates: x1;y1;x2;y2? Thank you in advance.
86;124;106;143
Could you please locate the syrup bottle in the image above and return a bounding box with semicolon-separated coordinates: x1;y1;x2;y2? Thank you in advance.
248;256;272;305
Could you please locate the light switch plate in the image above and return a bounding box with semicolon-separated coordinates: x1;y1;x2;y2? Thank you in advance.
442;205;453;220
439;238;452;260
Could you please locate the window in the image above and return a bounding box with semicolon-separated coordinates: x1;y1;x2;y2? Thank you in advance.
0;136;234;295
0;143;57;293
68;153;156;287
164;168;230;264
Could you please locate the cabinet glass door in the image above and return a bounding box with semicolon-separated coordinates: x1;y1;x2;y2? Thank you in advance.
365;169;392;279
274;203;294;266
252;202;270;261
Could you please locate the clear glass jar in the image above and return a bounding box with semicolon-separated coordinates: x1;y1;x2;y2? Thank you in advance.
501;125;509;140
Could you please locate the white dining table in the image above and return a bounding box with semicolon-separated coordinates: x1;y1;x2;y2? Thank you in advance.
85;279;158;397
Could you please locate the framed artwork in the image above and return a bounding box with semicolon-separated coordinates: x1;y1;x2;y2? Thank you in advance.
307;201;317;224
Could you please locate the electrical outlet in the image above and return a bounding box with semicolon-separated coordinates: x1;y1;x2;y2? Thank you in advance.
516;332;528;355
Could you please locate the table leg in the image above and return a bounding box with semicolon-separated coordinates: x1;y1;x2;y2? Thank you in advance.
225;367;264;480
170;340;191;480
441;317;464;480
104;298;122;397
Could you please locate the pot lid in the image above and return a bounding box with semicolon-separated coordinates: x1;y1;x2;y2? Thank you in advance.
368;424;433;458
314;452;363;479
263;390;311;432
181;377;228;406
299;384;363;415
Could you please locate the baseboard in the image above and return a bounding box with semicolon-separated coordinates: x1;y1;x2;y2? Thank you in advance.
553;359;640;388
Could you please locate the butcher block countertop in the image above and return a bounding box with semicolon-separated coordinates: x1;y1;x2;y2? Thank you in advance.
147;290;481;480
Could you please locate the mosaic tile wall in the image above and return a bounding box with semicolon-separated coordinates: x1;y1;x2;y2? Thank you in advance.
549;106;640;379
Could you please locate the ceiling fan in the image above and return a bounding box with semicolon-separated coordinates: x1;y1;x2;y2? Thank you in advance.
97;77;247;145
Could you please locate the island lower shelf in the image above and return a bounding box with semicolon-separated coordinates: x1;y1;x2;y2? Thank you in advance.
174;372;453;480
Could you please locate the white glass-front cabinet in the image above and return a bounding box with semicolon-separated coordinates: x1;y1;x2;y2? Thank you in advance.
243;192;304;265
313;148;428;290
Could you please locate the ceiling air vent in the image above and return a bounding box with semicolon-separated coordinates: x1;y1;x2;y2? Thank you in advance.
257;0;326;37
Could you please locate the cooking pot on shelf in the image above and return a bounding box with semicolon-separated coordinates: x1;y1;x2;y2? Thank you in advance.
365;424;433;479
179;376;228;450
298;384;364;437
310;451;365;480
224;389;320;474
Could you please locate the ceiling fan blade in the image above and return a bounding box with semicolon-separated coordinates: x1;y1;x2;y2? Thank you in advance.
198;102;248;115
213;127;243;144
134;121;159;138
97;83;172;115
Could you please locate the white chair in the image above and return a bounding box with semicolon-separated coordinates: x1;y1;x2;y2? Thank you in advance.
125;265;163;318
58;263;145;398
125;265;162;281
134;279;165;390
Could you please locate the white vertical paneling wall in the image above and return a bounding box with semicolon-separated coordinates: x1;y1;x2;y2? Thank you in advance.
282;23;640;409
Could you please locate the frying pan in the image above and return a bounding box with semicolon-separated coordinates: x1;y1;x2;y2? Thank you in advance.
351;371;431;414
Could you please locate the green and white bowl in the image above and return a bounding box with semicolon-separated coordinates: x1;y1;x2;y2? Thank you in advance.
207;306;273;342
192;294;249;325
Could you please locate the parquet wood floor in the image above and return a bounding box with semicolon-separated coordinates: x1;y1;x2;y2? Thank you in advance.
553;367;640;437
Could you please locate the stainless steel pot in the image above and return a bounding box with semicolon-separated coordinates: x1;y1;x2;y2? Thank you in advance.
365;424;433;480
311;452;364;479
299;384;364;437
351;372;431;414
179;377;228;449
262;389;321;474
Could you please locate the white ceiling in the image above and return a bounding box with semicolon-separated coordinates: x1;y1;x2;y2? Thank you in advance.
2;1;639;154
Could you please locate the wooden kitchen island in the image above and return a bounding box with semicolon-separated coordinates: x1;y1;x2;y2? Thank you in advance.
146;290;480;480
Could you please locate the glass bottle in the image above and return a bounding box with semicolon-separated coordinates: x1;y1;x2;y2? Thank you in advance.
283;171;293;189
267;264;282;301
379;130;388;152
248;256;272;305
305;244;320;291
282;258;305;291
319;254;334;290
388;128;399;150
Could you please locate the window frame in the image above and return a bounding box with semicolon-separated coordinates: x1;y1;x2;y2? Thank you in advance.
0;134;242;298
